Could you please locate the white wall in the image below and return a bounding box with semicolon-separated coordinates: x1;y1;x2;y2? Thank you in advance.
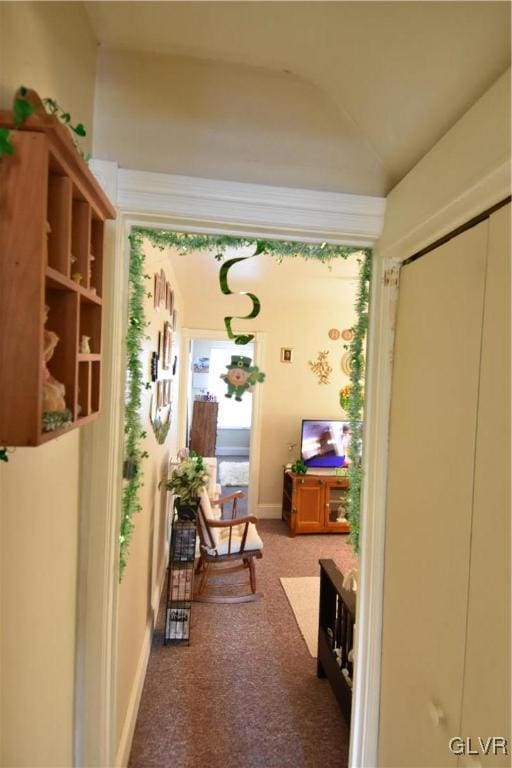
93;47;388;195
115;241;184;763
0;4;97;765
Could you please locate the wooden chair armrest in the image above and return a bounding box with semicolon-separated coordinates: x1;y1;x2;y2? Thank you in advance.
207;515;258;528
212;490;245;505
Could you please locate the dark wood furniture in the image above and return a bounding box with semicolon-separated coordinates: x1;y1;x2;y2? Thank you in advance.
0;89;116;445
195;490;263;603
317;559;356;724
282;470;350;535
189;400;218;456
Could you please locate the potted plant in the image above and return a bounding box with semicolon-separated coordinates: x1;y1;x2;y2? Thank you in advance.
162;452;209;521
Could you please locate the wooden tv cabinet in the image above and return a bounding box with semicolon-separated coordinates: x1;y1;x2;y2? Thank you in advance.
281;470;350;536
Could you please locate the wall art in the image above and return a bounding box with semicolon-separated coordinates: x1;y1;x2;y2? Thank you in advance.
280;347;293;363
162;321;172;369
308;350;332;384
328;328;340;340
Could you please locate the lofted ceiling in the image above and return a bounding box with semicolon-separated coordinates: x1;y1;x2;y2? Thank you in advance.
85;1;510;191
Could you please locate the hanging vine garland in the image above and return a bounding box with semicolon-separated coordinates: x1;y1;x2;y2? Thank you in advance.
120;230;150;578
345;250;372;554
122;227;370;576
219;240;265;344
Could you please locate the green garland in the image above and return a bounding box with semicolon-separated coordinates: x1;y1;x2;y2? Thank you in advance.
120;230;150;578
346;250;372;554
131;227;358;263
121;226;370;576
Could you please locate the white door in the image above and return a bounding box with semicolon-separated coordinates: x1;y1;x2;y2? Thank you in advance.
379;221;489;767
458;204;511;767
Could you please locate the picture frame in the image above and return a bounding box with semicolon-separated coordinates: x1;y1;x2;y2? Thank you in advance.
281;347;293;363
154;273;161;309
159;269;166;309
162;321;172;370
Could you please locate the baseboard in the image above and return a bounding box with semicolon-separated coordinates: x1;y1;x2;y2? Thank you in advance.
115;567;167;768
216;447;250;456
256;503;282;519
115;621;152;768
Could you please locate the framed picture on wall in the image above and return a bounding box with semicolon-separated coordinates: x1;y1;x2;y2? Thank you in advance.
162;321;172;369
159;269;166;309
281;347;293;363
154;273;161;309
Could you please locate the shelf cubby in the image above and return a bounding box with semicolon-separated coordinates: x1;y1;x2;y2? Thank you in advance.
79;298;102;355
90;217;104;297
47;170;72;276
71;195;91;290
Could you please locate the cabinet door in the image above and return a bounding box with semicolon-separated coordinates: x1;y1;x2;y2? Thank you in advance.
324;479;350;532
379;221;488;767
293;478;324;533
458;204;511;766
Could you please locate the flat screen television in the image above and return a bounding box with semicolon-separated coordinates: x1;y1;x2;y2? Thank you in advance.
300;419;360;468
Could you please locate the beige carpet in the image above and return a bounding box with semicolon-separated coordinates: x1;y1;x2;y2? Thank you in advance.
280;576;320;658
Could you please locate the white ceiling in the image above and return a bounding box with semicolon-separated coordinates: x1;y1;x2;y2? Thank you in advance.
167;246;362;321
85;1;510;190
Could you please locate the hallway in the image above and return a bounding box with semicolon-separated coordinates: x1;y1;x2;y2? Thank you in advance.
129;520;358;768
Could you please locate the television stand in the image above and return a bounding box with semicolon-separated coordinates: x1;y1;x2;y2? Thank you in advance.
281;470;350;536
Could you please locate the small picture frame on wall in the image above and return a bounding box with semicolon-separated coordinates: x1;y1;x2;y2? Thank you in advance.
154;273;161;309
162;321;172;369
159;269;166;309
281;347;293;363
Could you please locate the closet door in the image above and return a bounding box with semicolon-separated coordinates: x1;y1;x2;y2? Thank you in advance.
379;221;488;767
458;204;511;766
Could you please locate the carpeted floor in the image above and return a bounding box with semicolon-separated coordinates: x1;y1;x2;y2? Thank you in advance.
129;520;358;768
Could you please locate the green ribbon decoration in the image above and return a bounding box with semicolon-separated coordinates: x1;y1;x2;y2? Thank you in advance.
219;241;266;345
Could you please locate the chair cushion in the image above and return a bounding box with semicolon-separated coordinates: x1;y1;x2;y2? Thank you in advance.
214;522;263;556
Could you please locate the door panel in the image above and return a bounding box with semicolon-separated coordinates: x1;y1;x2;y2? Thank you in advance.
379;221;488;767
458;204;511;767
295;481;323;531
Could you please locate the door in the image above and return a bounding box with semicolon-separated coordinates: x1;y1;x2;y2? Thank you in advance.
379;221;489;767
324;478;350;532
458;204;511;766
294;477;324;533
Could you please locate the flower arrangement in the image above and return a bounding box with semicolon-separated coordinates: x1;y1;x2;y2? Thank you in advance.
339;385;351;412
162;453;209;504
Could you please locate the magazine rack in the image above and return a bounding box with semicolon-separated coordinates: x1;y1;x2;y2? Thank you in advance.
164;512;196;645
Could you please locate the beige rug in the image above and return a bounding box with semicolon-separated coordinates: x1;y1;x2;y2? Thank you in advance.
280;577;320;658
219;461;249;486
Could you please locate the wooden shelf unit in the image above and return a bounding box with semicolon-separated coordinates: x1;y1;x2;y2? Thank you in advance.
282;470;350;535
0;94;116;446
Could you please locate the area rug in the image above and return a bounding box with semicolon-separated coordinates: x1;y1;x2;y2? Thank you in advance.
219;461;249;486
280;576;320;658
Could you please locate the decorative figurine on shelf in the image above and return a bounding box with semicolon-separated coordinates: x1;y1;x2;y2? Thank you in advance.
221;355;265;402
42;305;72;431
80;335;91;354
71;272;83;284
